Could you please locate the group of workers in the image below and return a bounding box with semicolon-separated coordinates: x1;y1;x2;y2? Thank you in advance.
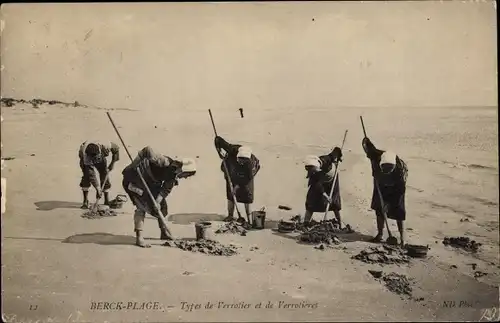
78;133;408;248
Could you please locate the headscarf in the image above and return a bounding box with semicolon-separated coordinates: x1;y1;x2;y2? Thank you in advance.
181;158;197;173
237;146;252;159
380;151;397;173
304;155;321;168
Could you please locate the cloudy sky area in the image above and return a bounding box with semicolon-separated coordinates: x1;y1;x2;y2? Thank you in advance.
1;2;497;111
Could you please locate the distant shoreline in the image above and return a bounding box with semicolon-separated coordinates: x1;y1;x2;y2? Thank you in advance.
0;97;496;112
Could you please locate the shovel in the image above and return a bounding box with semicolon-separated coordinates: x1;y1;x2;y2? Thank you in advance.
89;170;111;214
374;180;398;246
208;109;249;224
106;112;173;240
360;116;398;246
323;129;348;222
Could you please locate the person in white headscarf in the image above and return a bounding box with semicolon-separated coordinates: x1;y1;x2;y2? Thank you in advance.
362;137;408;246
303;147;343;227
122;146;196;248
214;136;260;224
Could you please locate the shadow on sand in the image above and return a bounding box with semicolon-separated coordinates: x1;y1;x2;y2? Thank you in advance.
35;201;83;211
62;233;136;246
167;213;227;225
4;236;63;242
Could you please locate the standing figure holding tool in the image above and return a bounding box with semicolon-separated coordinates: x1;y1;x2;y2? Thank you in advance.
360;116;408;246
208;110;260;225
78;140;120;209
303;142;344;228
105;112;196;248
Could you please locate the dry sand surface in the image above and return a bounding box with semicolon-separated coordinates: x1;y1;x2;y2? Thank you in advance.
1;102;499;322
1;2;499;322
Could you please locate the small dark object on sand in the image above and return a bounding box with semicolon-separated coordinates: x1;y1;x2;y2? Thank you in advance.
2;157;15;161
405;244;429;258
386;236;398;246
352;245;410;265
460;218;470;222
474;271;488;278
368;270;383;279
239;108;244;118
215;221;248;236
278;220;296;233
343;224;354;233
81;207;117;219
450;265;458;269
30;154;35;156
108;194;128;209
278;205;292;211
443;236;482;253
468;263;477;270
164;239;239;256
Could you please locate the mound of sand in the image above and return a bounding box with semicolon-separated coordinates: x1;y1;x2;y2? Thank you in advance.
368;270;418;299
163;239;239;256
382;272;414;297
81;207;118;219
297;218;355;247
215;221;248;236
352;245;410;265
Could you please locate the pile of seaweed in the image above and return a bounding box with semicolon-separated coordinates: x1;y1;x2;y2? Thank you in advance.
81;207;118;219
163;239;239;256
352;245;410;265
215;221;248;236
443;236;482;253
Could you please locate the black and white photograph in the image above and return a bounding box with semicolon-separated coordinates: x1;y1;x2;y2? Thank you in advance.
1;1;498;322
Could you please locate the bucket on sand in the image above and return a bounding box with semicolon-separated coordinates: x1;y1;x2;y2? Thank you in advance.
252;208;266;229
195;221;212;240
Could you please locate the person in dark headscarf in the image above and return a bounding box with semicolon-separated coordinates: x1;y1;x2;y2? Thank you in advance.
78;141;120;208
122;146;197;248
303;147;343;227
214;136;261;224
362;137;408;246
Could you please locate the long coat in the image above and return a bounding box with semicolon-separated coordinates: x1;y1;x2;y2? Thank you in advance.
122;146;179;215
364;139;408;221
305;154;341;213
215;137;260;204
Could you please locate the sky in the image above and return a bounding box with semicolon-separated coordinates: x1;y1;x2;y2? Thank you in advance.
0;1;497;111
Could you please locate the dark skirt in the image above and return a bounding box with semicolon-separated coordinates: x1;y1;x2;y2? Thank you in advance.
226;179;254;204
305;176;341;213
371;180;406;221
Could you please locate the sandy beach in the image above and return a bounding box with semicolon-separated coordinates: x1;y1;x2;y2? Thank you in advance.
1;2;498;322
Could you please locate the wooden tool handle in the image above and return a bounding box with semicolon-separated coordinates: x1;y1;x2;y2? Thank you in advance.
106;112;165;226
360;116;367;138
207;109;242;218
